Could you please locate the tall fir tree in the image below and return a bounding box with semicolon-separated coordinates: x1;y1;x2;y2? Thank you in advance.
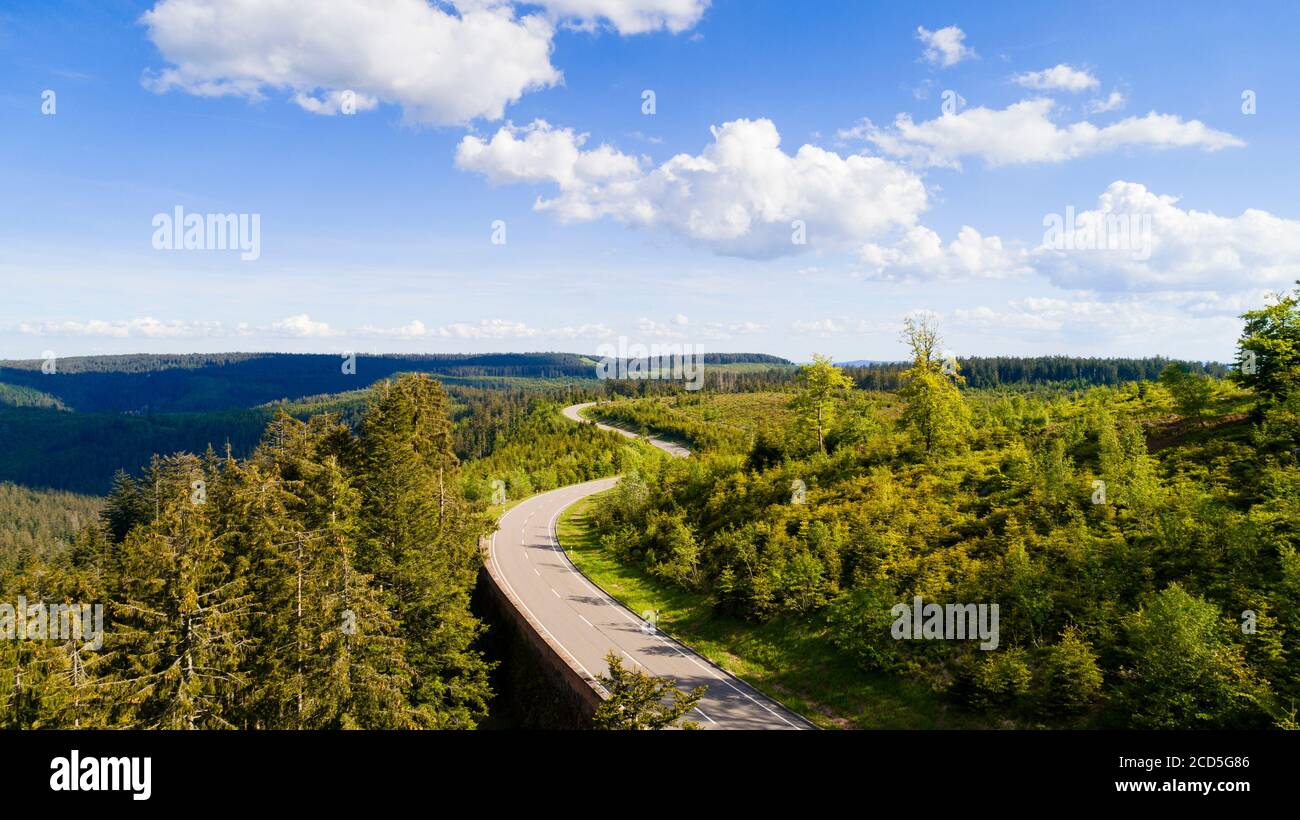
358;375;493;728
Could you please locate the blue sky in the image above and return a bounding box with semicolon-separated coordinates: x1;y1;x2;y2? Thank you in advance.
2;0;1298;362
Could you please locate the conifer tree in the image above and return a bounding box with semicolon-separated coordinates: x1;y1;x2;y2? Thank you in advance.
108;455;249;729
593;650;705;729
357;375;492;728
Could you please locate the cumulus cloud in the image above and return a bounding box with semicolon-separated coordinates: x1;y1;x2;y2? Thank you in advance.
1011;64;1099;93
140;1;707;125
434;318;541;339
916;25;975;68
457;117;930;257
863;98;1243;168
455;119;643;190
267;314;336;337
1034;180;1300;293
951;303;1064;333
860;225;1028;280
1084;89;1127;114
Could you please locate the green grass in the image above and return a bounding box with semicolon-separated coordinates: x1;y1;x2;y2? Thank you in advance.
557;491;981;729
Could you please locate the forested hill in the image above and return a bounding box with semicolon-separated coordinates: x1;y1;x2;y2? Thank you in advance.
0;352;791;413
845;355;1230;391
0;353;591;413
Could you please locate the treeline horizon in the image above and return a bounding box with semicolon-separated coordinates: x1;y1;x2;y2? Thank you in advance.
0;353;1240;495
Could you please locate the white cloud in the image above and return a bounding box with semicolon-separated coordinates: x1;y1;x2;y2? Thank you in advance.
17;317;226;338
791;317;890;337
361;318;612;340
141;0;560;125
546;322;616;340
916;25;975;68
792;318;848;337
951;304;1063;332
140;1;706;124
434;318;541;339
941;296;1250;358
268;314;336;337
1162;289;1281;317
626;314;761;340
1011;64;1099;93
455;119;643;190
15;314;337;339
1084;89;1127;114
633;317;687;338
864;98;1243;168
355;319;434;339
860;225;1027;280
530;0;709;34
292;89;379;116
1034;180;1300;293
458;117;930;258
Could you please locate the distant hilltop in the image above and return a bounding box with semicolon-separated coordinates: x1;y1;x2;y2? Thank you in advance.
0;352;792;414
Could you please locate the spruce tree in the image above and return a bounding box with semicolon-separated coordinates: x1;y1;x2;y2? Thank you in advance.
357;375;493;728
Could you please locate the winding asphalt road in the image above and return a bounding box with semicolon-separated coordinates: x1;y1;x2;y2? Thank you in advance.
486;402;814;729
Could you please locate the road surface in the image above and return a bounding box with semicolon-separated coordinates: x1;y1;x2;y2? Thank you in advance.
486;402;814;729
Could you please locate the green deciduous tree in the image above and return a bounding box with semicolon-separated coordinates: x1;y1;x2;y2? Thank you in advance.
791;354;855;453
897;315;972;453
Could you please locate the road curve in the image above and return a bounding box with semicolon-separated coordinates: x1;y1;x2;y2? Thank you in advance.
486;402;814;729
560;402;691;457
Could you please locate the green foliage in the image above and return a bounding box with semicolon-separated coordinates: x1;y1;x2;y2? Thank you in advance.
897;358;973;453
1117;584;1271;729
592;650;705;729
897;315;973;453
1159;363;1215;417
791;354;855;452
583;354;1297;727
965;647;1033;712
0;482;101;569
1234;282;1300;405
460;399;639;503
0;374;493;729
1037;626;1103;716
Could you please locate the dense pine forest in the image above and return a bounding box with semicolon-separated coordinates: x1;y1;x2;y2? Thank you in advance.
1;375;494;728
